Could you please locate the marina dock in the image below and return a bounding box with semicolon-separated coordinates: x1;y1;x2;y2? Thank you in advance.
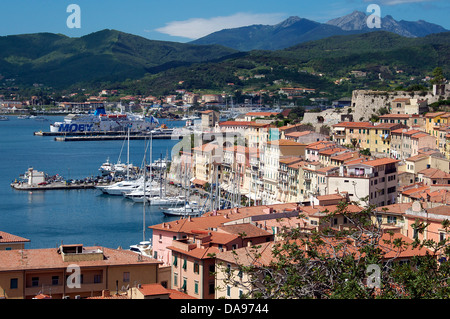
10;181;110;191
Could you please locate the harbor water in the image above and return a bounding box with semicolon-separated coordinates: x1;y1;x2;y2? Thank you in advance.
0;115;185;250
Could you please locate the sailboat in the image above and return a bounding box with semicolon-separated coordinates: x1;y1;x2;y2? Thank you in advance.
161;165;205;217
130;136;153;258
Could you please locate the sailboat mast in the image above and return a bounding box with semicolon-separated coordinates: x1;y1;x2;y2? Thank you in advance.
127;126;130;180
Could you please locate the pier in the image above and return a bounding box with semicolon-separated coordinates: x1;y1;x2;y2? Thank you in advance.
10;181;105;191
33;131;183;141
54;134;182;141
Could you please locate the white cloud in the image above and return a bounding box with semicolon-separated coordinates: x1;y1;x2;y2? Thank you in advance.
155;12;286;40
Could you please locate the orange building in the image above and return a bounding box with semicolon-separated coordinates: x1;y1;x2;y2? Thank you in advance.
0;244;161;299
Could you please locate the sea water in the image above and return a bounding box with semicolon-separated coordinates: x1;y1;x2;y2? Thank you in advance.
0;115;185;250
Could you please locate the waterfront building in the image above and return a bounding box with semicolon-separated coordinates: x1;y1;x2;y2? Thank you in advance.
378;113;426;131
404;202;450;257
200;110;220;132
262;139;306;204
277;157;304;202
285;130;329;144
0;244;161;299
168;224;272;299
192;143;219;186
304;140;336;162
390;129;436;160
327;157;400;207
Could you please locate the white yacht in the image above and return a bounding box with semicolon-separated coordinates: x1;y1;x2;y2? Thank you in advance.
162;201;202;217
148;195;186;206
97;177;145;195
129;241;152;258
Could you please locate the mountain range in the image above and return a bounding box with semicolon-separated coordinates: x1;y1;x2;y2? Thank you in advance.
191;10;448;51
0;10;448;91
0;29;237;88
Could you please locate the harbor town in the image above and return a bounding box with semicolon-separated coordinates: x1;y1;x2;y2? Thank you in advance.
1;81;450;300
0;1;450;303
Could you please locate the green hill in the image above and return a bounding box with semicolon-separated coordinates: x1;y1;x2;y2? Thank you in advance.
114;31;449;99
0;29;237;88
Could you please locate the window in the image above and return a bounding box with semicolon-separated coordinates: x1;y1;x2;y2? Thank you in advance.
440;232;446;242
182;278;187;292
31;277;39;287
387;216;397;224
10;278;18;289
227;285;231;297
123;272;130;283
183;258;187;270
194;262;199;274
94;274;102;284
173;255;178;267
194;281;199;294
52;276;59;286
174;273;178;286
209;282;215;295
376;215;382;224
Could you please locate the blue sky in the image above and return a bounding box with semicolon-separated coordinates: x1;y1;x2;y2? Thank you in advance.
1;0;448;42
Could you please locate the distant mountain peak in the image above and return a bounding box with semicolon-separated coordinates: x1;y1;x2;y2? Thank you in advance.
275;16;302;28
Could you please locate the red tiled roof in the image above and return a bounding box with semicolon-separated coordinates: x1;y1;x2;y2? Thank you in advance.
0;231;30;243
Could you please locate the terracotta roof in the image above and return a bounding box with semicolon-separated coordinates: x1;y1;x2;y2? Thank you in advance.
425;112;448;118
285;131;313;137
318;148;347;156
192;143;218;152
331;152;358;161
315;194;346;201
350;157;399;167
218;223;272;238
376;203;413;215
215;241;275;267
0;231;30;243
150;204;298;234
288;161;308;169
168;245;221;259
266;139;305;146
245;112;279;117
219;121;253;126
392;98;410;102
305;141;334;150
0;246;161;271
410;133;431;139
405;154;429;162
379;114;411;119
418;168;450;179
391;129;421;135
279;156;303;164
333;122;372;128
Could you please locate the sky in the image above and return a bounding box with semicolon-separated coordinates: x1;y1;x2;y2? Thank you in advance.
0;0;448;42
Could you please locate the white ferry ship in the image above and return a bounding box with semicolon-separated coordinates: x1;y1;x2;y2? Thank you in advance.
49;106;159;133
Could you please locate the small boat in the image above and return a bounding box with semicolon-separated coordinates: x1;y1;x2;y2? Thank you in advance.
148;195;186;206
129;241;152;258
0;116;9;121
96;177;144;195
162;201;202;217
34;116;48;121
99;158;133;176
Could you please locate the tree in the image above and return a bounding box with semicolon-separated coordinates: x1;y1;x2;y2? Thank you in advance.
431;67;445;85
216;201;450;299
